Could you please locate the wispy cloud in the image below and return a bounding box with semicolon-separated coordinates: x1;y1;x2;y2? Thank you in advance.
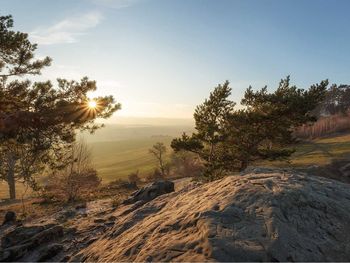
90;0;141;9
30;11;103;45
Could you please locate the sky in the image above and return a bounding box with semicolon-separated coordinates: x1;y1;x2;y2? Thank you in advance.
2;0;350;121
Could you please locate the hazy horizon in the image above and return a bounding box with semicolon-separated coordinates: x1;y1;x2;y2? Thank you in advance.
83;117;195;143
98;116;194;126
2;0;350;121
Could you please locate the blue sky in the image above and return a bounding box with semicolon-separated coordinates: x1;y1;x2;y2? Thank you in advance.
2;0;350;120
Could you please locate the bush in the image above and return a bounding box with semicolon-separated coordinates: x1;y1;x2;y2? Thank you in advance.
44;169;101;202
146;168;164;182
128;170;141;186
42;139;101;202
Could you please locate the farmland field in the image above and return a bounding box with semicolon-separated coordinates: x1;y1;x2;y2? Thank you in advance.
1;132;350;199
90;136;174;182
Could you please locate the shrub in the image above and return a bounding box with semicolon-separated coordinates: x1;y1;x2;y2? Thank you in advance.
44;168;101;202
42;139;101;202
128;170;141;186
146;168;164;182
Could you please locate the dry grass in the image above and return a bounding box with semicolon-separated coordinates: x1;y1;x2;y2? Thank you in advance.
0;181;33;200
0;198;62;222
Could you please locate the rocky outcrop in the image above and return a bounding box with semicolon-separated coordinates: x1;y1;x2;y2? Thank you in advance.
78;172;350;262
0;224;64;261
2;211;16;225
122;180;175;205
2;172;350;262
339;161;350;177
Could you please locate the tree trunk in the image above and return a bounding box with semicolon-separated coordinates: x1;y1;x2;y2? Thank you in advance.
7;154;16;200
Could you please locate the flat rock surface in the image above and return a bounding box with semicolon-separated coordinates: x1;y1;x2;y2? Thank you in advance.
1;172;350;262
77;172;350;262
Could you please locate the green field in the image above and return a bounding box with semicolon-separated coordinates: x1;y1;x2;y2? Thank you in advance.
264;133;350;168
91;136;174;182
1;133;350;199
91;133;350;182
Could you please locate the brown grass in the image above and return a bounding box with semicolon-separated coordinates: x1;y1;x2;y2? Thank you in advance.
0;198;62;222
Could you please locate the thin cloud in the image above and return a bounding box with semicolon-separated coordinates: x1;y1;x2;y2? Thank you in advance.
90;0;141;9
30;11;103;45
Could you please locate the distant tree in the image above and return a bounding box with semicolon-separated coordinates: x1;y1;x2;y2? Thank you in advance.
44;139;101;202
149;142;168;177
172;77;328;181
0;15;120;199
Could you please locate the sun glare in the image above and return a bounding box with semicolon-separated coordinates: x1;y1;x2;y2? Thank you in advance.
88;100;97;109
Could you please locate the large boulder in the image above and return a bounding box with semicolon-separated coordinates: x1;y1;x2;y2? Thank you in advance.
2;211;16;225
79;171;350;262
123;180;174;205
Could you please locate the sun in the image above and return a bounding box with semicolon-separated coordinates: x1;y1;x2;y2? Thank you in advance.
88;100;97;109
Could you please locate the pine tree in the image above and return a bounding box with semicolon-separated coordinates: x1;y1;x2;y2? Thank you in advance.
172;77;328;181
0;15;120;199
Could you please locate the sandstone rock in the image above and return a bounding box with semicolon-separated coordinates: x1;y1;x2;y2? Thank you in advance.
0;224;64;261
340;162;350;177
93;218;106;224
1;225;48;248
2;211;16;225
79;172;350;262
241;166;292;175
0;243;30;261
30;225;64;247
123;180;174;205
75;203;87;210
37;243;63;262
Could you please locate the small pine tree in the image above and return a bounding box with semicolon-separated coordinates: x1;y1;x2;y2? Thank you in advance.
172;77;328;181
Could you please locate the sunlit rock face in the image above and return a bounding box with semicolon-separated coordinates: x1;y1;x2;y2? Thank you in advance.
78;171;350;262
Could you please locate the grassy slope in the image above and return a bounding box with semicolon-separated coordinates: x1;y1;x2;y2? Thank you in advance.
1;133;349;199
90;136;173;182
92;133;350;182
263;133;350;168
